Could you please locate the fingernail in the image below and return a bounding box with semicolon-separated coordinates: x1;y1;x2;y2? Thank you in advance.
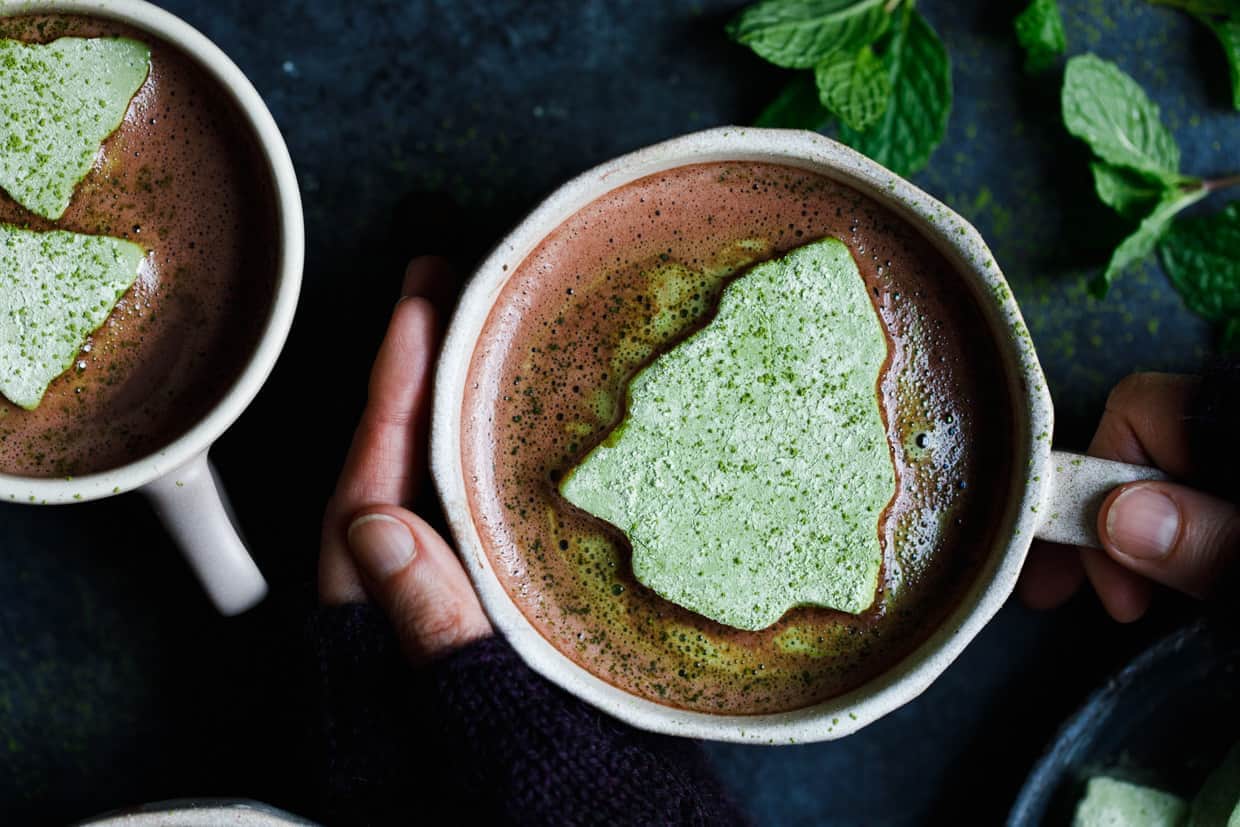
1107;486;1180;561
347;514;415;577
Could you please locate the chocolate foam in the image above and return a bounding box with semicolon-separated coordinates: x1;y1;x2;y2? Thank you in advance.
462;162;1016;715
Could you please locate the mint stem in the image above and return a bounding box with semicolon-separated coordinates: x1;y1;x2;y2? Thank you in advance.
1204;173;1240;192
884;0;904;13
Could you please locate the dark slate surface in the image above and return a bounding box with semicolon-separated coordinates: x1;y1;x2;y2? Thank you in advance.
0;0;1234;824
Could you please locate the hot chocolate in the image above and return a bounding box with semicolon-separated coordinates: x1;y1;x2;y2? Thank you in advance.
0;13;278;477
463;161;1015;715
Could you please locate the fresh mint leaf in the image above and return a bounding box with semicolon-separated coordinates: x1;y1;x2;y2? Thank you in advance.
1205;18;1240;110
1158;202;1240;320
1092;185;1208;297
838;6;951;177
1062;55;1182;183
1014;0;1067;74
755;72;834;129
727;0;892;69
1222;317;1240;354
1091;161;1173;220
815;46;891;131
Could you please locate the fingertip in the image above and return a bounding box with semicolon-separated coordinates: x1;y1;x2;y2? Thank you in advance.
402;255;452;299
1103;588;1151;624
1082;547;1152;623
347;512;417;580
390;292;436;341
1018;543;1086;610
1015;578;1062;611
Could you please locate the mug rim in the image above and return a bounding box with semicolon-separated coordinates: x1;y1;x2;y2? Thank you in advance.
0;0;304;504
432;126;1054;743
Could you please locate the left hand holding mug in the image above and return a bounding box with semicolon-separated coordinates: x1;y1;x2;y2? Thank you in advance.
319;256;492;661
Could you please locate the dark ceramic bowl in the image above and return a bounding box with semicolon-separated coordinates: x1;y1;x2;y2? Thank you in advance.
1009;620;1240;825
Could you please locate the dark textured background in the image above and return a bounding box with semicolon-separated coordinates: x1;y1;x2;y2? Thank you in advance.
1;0;1235;824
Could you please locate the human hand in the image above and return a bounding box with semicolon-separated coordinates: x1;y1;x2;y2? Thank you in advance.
1018;372;1240;622
319;256;492;661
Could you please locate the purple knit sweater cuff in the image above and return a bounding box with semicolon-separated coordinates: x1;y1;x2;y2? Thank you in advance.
428;634;746;825
309;602;746;826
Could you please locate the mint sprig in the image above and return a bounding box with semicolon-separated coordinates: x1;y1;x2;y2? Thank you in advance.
1014;0;1067;73
1101;186;1208;295
731;0;952;177
1149;0;1240;109
727;0;893;69
837;4;951;176
1061;54;1240;297
1062;54;1240;352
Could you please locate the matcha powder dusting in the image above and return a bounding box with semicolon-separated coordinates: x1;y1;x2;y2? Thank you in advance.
560;237;896;631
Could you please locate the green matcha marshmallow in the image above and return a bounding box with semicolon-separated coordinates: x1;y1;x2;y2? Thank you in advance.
1075;777;1188;827
561;237;895;631
0;37;150;220
0;223;144;409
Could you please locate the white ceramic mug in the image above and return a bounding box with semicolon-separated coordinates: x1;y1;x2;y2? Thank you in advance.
0;0;304;616
432;127;1166;743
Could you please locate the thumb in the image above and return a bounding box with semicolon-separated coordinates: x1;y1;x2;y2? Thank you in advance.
1099;481;1240;599
346;506;492;662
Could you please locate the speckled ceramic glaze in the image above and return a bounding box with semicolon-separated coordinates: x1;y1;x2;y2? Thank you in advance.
432;127;1154;743
0;0;304;614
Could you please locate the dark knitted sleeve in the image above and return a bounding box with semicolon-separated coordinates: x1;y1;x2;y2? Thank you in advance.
1191;356;1240;505
308;603;747;827
425;633;745;827
1194;357;1240;628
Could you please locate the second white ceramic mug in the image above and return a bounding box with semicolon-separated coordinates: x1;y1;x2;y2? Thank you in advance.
0;0;304;616
432;126;1164;743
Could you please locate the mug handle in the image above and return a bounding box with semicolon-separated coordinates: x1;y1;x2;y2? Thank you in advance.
1034;450;1169;548
141;451;268;615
